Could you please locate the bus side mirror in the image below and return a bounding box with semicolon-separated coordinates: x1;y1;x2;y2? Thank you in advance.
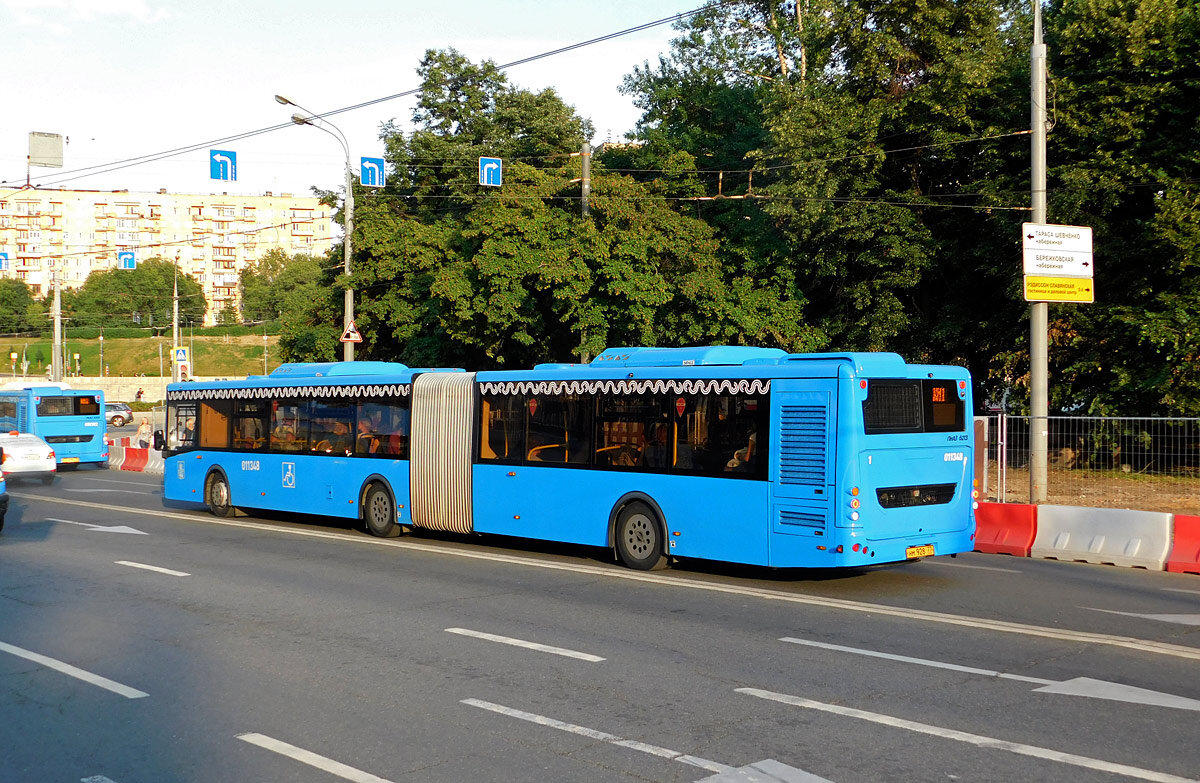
153;430;164;450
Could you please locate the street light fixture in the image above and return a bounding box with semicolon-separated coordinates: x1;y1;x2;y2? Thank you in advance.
275;94;356;362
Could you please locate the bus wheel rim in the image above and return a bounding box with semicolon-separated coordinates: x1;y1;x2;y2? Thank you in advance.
624;514;654;556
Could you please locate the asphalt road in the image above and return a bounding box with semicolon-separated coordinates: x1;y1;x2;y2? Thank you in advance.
1;468;1197;783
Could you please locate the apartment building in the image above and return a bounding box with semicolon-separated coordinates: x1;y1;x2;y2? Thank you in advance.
0;188;334;325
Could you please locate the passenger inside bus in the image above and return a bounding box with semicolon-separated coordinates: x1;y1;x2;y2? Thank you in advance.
642;423;670;468
356;418;379;454
725;432;757;472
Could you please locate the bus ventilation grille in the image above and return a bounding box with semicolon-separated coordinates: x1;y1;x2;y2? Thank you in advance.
779;405;827;485
44;435;94;444
778;509;826;530
876;484;956;508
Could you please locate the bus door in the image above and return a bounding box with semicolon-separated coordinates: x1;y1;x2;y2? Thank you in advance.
769;379;837;542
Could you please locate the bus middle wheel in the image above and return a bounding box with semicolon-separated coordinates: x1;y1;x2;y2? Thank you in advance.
363;483;399;538
615;501;667;571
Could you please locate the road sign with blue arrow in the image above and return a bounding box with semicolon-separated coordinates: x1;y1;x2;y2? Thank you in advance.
210;150;237;181
361;157;385;188
479;157;502;187
118;251;136;270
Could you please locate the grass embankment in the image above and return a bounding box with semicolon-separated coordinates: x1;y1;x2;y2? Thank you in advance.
0;334;283;378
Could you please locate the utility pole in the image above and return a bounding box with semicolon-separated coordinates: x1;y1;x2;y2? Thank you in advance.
172;265;180;383
581;141;591;218
1029;0;1049;503
51;271;62;382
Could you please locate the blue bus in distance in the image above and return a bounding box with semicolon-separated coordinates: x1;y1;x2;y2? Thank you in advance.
0;384;107;466
160;347;977;570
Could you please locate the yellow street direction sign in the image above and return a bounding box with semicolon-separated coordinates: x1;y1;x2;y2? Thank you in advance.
1024;275;1095;303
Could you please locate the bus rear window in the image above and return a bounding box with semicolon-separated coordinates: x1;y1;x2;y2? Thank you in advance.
863;380;964;434
37;395;100;416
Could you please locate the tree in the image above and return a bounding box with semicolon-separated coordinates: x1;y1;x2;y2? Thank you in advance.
239;248;323;322
0;279;36;333
72;258;206;330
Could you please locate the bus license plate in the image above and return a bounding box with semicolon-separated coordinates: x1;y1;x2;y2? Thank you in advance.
906;544;935;559
61;457;80;463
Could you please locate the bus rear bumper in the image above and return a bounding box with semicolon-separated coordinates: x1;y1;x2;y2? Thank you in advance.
769;527;975;568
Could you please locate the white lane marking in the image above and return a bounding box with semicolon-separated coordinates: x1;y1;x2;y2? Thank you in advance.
46;518;147;535
738;688;1199;783
20;494;1200;661
779;637;1052;684
1163;588;1200;596
695;759;835;783
1083;608;1200;626
64;488;159;496
780;637;1200;711
81;777;120;783
76;477;160;487
919;560;1022;574
445;627;604;662
115;561;190;577
461;698;731;773
0;640;148;699
237;733;394;783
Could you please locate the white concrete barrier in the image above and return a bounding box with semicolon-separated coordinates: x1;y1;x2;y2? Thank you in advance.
1031;505;1172;569
144;450;164;476
108;445;124;470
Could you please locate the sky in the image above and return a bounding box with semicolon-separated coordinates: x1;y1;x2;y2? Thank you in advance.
0;0;700;199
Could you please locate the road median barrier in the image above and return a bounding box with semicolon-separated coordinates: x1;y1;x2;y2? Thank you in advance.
974;502;1036;556
120;448;148;472
1166;514;1200;575
1032;505;1172;570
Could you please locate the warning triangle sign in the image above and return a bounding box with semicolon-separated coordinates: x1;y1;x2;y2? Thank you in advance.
339;320;363;343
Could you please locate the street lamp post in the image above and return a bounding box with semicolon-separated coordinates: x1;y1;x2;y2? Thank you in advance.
275;94;355;362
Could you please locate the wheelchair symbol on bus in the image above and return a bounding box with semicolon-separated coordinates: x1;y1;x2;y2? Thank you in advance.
282;461;296;489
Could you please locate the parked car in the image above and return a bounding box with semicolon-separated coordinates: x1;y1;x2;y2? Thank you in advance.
0;431;57;484
105;402;133;427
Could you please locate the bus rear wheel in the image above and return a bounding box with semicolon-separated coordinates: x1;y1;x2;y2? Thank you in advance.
615;502;667;571
363;483;399;538
206;473;238;518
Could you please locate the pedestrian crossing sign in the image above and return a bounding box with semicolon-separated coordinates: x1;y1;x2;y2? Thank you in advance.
173;347;189;363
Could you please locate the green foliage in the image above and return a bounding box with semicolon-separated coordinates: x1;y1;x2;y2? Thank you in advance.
0;279;36;333
279;11;1199;414
71;257;206;330
239;248;324;323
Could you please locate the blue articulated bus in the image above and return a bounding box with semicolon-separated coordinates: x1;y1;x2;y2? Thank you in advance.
0;385;107;466
161;347;977;570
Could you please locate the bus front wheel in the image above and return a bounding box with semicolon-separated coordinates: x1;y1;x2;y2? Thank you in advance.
615;502;667;571
363;483;400;538
206;473;238;518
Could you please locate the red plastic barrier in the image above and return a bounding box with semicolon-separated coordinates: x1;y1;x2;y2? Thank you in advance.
120;447;148;472
1167;514;1200;575
974;502;1037;556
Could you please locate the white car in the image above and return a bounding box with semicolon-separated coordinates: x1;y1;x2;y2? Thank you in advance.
0;432;57;484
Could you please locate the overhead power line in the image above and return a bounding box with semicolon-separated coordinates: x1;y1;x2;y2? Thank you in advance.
2;3;724;194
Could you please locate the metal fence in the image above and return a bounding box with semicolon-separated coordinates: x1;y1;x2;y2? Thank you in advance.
982;415;1200;515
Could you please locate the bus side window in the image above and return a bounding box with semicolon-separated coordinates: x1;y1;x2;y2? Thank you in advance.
232;401;267;451
271;400;309;452
479;394;522;462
